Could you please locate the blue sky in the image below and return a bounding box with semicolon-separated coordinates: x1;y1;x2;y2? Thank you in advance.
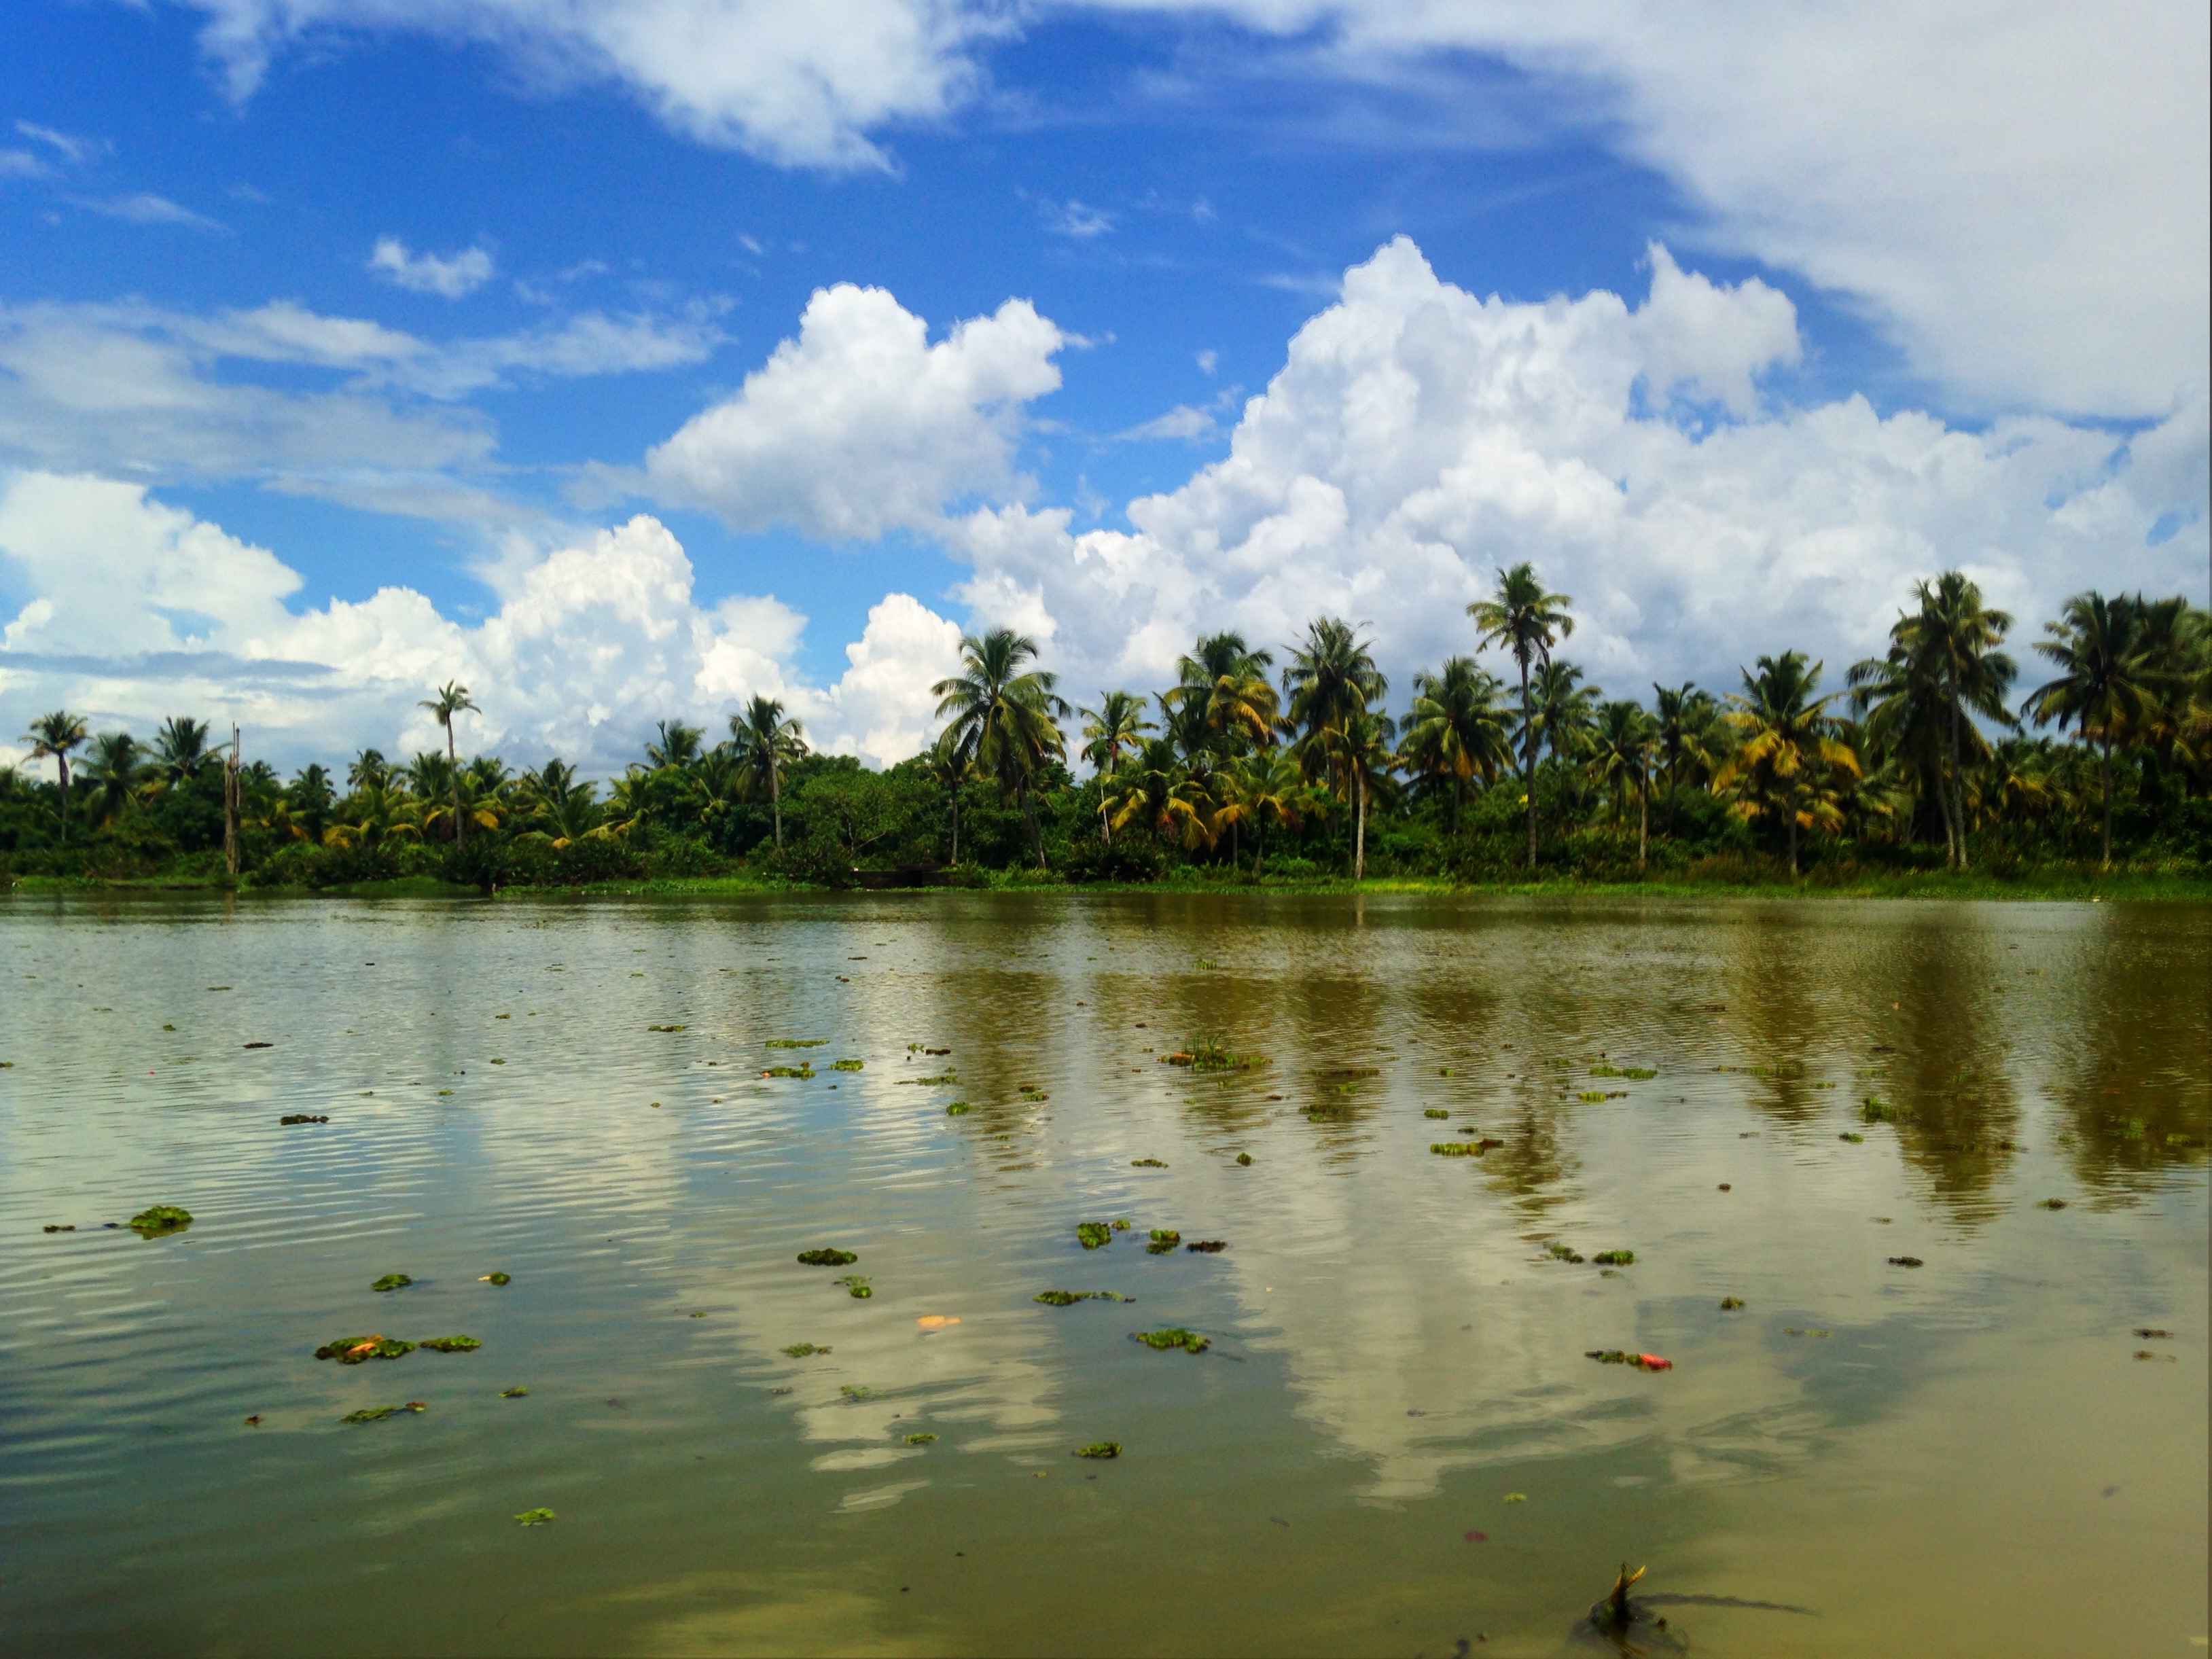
1;1;2205;772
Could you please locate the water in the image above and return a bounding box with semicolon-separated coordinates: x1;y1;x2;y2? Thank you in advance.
1;891;2205;1656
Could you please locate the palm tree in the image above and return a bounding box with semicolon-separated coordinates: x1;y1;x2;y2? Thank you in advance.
80;732;147;827
1165;633;1277;757
933;629;1069;870
922;730;974;864
1529;659;1601;764
149;717;214;791
645;719;705;772
518;761;602;849
728;697;807;849
1078;690;1155;843
1868;572;2016;870
1713;652;1859;876
1231;749;1324;876
1321;705;1398;880
348;748;390;793
1589;700;1660;868
1651;683;1720;830
1469;564;1574;869
1398;656;1510;832
285;764;337;845
22;710;89;843
419;681;479;844
2022;592;2161;870
323;782;423;851
1849;634;1956;864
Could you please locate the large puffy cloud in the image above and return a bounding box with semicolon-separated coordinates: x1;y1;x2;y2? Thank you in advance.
943;238;2208;710
0;472;960;773
643;283;1066;539
175;0;2204;416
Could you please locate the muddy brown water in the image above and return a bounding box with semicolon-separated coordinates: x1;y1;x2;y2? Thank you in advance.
1;891;2205;1656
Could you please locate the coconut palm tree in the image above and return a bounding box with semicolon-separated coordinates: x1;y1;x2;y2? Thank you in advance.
1651;683;1720;830
1588;700;1660;868
419;681;479;844
1230;749;1325;876
322;783;422;851
1078;690;1155;842
1877;572;2016;870
1469;564;1574;869
517;762;602;849
348;748;390;793
933;629;1069;870
148;717;214;792
1849;634;1957;863
285;764;337;845
21;710;89;843
1165;633;1277;758
923;729;974;864
1398;656;1510;832
1529;659;1601;764
1321;705;1399;880
727;697;808;849
645;719;705;772
1713;652;1859;876
79;732;147;827
2022;592;2160;870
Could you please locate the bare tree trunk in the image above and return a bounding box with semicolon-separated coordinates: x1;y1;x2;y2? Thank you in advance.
1353;772;1366;882
2100;734;2113;870
770;757;783;849
1931;757;1959;870
1521;661;1537;870
446;722;466;846
1637;778;1648;871
224;726;240;876
56;755;71;845
950;788;960;865
1787;807;1799;876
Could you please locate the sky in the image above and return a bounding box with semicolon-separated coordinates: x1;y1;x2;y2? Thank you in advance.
0;0;2205;777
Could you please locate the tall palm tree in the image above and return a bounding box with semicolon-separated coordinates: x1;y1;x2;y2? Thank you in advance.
1529;659;1601;764
79;732;147;827
1230;749;1324;876
645;719;705;772
1651;682;1721;832
348;748;390;793
1849;635;1957;864
1398;656;1510;832
1906;572;2016;870
2022;592;2159;869
518;762;602;849
419;681;479;844
1713;652;1859;876
933;629;1068;870
285;764;337;845
149;717;214;791
21;710;89;844
923;730;974;864
1469;563;1574;869
728;697;807;849
1321;705;1398;880
1589;699;1660;868
1165;633;1277;758
1078;690;1155;842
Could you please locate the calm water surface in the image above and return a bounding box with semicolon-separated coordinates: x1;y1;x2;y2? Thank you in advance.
1;891;2206;1656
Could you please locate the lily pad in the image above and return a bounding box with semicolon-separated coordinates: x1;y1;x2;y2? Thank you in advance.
316;1335;414;1363
1135;1327;1209;1353
372;1274;414;1292
1073;1442;1121;1459
514;1508;555;1526
1075;1222;1112;1250
418;1335;482;1352
128;1205;193;1236
797;1249;859;1266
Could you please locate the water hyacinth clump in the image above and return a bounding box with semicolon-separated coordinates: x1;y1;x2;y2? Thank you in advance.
835;1275;873;1298
1135;1328;1209;1353
1073;1442;1121;1459
1076;1223;1112;1249
417;1335;482;1352
315;1335;415;1363
797;1249;858;1266
1591;1250;1636;1266
371;1274;413;1292
1145;1230;1181;1254
127;1205;192;1236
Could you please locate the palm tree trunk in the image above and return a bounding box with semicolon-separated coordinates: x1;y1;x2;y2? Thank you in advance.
1931;758;1958;870
950;787;961;865
1787;806;1799;876
770;757;783;850
1020;779;1043;869
446;722;465;846
1637;779;1648;871
2099;734;2113;870
1520;660;1537;870
56;756;71;845
1450;777;1462;836
1947;695;1967;870
1353;772;1366;882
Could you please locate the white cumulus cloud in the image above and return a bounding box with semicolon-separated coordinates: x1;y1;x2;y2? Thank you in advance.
644;281;1066;539
0;474;961;774
369;237;496;298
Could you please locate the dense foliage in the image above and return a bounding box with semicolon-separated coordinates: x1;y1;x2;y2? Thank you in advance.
5;573;2207;887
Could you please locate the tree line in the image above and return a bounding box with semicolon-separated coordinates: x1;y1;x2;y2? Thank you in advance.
5;569;2207;886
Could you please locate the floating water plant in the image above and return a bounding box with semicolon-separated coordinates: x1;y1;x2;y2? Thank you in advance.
1838;1132;1866;1143
1548;1243;1586;1264
2135;1327;2172;1338
372;1274;414;1292
1135;1327;1209;1353
762;1065;815;1080
501;1387;529;1397
1034;1290;1125;1305
279;1113;328;1125
832;1059;864;1071
1861;1096;1908;1124
908;1074;957;1086
836;1275;873;1298
647;1024;687;1033
1589;1065;1658;1080
945;1102;971;1115
1720;1297;1745;1310
418;1335;482;1352
1235;1153;1253;1166
1076;1223;1112;1249
797;1249;859;1266
514;1508;555;1526
1145;1229;1181;1254
1131;1158;1168;1168
1503;1493;1527;1503
781;1342;831;1357
1585;1351;1673;1371
1073;1442;1120;1459
128;1205;192;1236
317;1334;415;1362
2038;1198;2069;1210
1591;1250;1636;1266
341;1404;423;1423
766;1039;827;1049
1429;1141;1484;1157
904;1432;936;1444
1887;1255;1925;1268
1423;1109;1450;1120
1577;1090;1627;1103
1113;1219;1131;1230
481;1272;511;1285
1185;1239;1227;1253
840;1385;878;1400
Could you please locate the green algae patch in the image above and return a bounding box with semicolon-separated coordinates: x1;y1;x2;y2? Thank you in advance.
481;1272;511;1285
1073;1442;1121;1459
1131;1158;1168;1168
514;1508;555;1526
1423;1108;1450;1120
836;1275;872;1298
1076;1222;1112;1250
1135;1327;1209;1353
317;1335;415;1363
1591;1250;1636;1266
371;1274;414;1292
1145;1229;1182;1254
904;1432;937;1445
945;1102;972;1115
1034;1290;1126;1306
781;1342;832;1357
128;1205;193;1237
797;1249;859;1266
832;1059;864;1071
418;1335;482;1353
766;1039;827;1049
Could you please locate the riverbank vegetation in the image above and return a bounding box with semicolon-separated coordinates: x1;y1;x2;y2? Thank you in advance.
5;573;2207;893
